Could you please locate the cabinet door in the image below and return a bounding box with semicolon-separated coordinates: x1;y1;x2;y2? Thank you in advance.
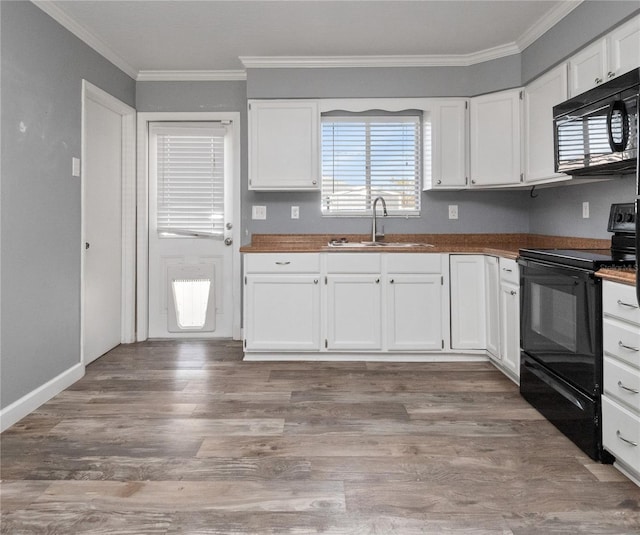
248;100;319;190
450;255;486;350
500;282;520;379
428;100;468;189
326;275;382;350
524;64;569;184
568;39;608;96
484;256;500;359
608;15;640;80
244;275;321;351
469;89;522;186
387;274;442;350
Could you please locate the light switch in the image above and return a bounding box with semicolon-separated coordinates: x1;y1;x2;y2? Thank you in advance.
72;157;81;177
582;202;589;219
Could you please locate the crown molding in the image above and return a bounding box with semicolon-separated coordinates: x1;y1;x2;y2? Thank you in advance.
32;0;138;79
137;70;247;82
240;43;522;70
517;0;583;51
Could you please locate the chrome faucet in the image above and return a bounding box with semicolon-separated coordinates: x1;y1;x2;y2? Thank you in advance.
371;196;388;242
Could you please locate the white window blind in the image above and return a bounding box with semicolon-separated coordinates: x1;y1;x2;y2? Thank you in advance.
152;123;226;237
321;115;421;216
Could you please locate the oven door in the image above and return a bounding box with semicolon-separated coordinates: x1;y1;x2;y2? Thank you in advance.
519;258;600;396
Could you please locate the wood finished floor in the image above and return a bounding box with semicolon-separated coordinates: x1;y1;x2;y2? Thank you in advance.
2;340;640;534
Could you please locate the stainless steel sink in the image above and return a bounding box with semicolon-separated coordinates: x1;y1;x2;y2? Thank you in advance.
327;241;434;248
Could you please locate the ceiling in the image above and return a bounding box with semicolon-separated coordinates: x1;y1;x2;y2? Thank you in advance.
35;0;583;79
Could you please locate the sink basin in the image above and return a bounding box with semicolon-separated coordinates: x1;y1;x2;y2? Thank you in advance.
327;241;434;248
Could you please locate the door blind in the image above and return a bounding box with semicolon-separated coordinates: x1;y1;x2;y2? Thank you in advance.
321;115;421;215
152;123;226;237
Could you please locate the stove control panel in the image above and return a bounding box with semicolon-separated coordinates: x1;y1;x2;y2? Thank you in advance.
608;203;636;234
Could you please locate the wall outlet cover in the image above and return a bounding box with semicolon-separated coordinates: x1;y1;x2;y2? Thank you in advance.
448;205;459;220
582;201;589;219
252;205;267;220
291;206;300;219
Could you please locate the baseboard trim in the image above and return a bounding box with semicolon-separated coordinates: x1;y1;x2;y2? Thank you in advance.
0;363;85;432
243;352;489;362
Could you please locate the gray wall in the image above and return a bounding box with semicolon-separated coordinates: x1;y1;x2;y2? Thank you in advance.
1;1;135;409
246;55;522;100
529;177;637;239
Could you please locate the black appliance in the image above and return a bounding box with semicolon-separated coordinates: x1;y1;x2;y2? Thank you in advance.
553;68;638;177
554;66;640;320
518;203;637;461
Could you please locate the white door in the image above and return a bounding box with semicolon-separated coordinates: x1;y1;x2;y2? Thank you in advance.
83;97;122;364
148;122;234;338
450;255;487;350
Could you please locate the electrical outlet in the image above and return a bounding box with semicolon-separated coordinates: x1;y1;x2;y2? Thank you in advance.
582;201;589;219
291;206;300;219
448;205;459;220
72;157;81;177
252;205;267;220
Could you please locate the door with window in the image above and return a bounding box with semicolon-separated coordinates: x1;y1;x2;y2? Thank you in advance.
148;122;234;338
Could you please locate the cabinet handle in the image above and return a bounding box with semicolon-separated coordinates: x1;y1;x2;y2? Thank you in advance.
312;180;317;185
275;261;291;265
502;268;513;272
313;279;318;284
617;380;640;394
618;341;639;352
595;77;603;84
436;180;442;185
375;278;380;284
616;430;638;447
607;71;615;79
510;290;517;296
471;180;476;184
390;279;395;284
617;299;639;309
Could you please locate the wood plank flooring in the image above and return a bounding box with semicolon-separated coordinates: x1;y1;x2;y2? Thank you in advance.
2;340;640;534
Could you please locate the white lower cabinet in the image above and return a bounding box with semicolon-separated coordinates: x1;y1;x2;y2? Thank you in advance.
387;274;443;350
450;255;487;350
244;254;321;351
326;274;382;350
484;256;501;358
602;280;640;486
499;279;520;379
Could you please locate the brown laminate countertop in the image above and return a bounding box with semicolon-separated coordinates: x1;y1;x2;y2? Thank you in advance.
596;267;637;286
241;233;611;261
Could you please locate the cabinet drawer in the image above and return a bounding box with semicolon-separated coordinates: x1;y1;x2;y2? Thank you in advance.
604;318;640;369
602;396;640;472
386;254;441;274
244;253;320;273
499;258;519;285
603;281;640;325
326;253;381;273
604;356;640;410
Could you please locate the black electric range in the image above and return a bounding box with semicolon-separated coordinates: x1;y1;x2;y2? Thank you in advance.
518;203;637;462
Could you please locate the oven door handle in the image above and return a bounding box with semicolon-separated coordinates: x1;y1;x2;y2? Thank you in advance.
524;359;585;410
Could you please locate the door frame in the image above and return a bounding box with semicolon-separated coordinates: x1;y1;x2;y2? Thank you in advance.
136;112;242;341
81;80;137;365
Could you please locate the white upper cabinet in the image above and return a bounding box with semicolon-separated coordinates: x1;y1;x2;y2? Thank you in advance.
248;100;320;190
426;99;468;190
568;39;608;97
608;15;640;80
523;63;569;184
569;15;640;97
469;89;522;187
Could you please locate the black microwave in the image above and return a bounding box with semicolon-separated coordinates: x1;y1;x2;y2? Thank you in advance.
553;68;639;176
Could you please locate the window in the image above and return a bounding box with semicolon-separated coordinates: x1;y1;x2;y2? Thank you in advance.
321;113;421;216
151;123;226;237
